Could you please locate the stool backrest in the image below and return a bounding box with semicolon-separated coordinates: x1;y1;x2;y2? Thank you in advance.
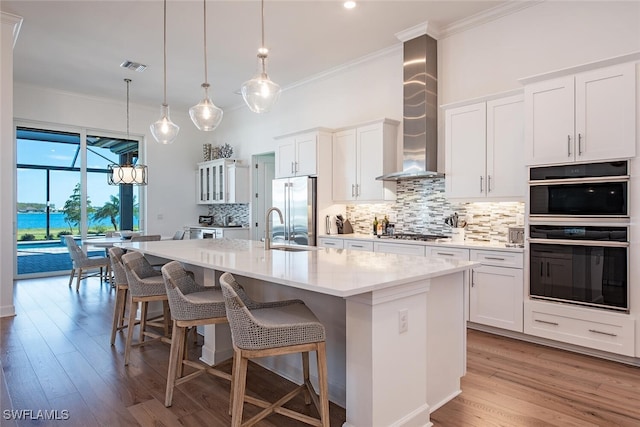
172;230;185;240
63;235;86;267
121;251;162;297
108;247;127;286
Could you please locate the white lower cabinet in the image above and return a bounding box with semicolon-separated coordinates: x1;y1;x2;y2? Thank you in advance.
374;242;425;256
469;250;524;332
524;300;635;357
317;237;344;249
345;240;373;252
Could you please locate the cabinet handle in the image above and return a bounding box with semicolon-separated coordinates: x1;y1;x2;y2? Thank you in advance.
291;162;295;174
535;319;559;326
578;134;583;156
484;256;505;261
351;244;364;248
487;175;492;193
436;252;455;257
547;261;550;277
356;184;360;197
295;161;299;173
540;262;544;277
480;176;483;193
351;184;355;197
325;242;336;246
567;135;572;157
471;270;475;287
588;329;617;337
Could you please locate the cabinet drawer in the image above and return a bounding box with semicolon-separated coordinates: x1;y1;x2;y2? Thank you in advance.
471;250;523;268
345;240;374;252
425;246;469;261
524;300;635;356
374;242;426;256
318;238;344;249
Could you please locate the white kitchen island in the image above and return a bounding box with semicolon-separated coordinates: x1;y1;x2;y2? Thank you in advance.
122;238;478;427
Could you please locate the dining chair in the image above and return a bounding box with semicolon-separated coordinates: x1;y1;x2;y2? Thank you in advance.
63;235;111;292
172;230;185;240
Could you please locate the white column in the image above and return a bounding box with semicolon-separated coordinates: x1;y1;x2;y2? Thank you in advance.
344;272;465;427
0;12;22;318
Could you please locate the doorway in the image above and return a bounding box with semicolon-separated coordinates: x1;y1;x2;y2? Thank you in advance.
251;153;275;241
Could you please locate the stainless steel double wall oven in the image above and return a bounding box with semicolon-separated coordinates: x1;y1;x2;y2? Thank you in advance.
528;161;630;312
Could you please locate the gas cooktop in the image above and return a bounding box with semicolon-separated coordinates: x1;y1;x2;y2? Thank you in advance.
378;233;446;242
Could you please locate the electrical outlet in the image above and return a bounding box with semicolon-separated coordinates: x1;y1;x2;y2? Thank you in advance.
398;309;408;334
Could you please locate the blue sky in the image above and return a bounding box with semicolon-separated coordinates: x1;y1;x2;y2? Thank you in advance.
17;138;121;210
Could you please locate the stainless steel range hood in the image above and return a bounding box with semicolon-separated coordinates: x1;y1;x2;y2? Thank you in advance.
377;34;442;181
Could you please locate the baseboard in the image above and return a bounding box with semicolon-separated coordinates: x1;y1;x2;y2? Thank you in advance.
0;304;16;318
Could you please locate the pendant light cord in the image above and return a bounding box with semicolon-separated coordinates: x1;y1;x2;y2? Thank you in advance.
163;0;168;105
261;0;265;49
203;0;208;84
125;79;131;140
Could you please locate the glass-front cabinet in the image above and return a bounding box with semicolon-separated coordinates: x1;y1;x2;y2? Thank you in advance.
197;159;250;205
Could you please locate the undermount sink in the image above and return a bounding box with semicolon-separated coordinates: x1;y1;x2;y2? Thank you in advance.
270;245;315;252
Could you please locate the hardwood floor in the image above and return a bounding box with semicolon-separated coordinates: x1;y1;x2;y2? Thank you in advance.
2;275;640;426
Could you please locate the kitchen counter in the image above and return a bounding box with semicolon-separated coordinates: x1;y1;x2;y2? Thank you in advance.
319;232;525;252
121;238;476;426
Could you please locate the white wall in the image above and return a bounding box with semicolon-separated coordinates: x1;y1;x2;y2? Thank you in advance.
1;12;22;317
439;1;640;104
13;84;211;237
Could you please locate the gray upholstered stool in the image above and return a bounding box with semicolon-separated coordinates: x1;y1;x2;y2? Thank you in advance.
219;272;330;427
161;261;231;407
108;247;139;346
121;251;171;366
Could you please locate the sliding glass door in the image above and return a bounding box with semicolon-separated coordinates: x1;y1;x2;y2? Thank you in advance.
15;125;143;277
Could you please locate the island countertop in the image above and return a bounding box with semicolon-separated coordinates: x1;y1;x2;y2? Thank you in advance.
120;238;478;298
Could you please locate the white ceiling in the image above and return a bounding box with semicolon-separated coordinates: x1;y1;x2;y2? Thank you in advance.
3;0;511;112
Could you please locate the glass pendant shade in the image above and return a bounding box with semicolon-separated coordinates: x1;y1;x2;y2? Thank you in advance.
108;164;148;185
241;57;281;114
190;84;223;131
150;103;180;144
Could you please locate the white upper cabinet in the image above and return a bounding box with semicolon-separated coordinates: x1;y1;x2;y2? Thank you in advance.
275;131;320;178
445;93;525;200
525;62;636;166
196;159;249;205
332;119;399;202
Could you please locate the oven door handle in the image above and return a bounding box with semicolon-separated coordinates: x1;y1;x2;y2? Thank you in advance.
528;176;630;186
529;238;629;248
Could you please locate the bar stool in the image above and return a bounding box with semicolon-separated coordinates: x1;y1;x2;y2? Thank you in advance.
219;272;330;427
121;251;172;366
108;247;139;346
161;261;232;407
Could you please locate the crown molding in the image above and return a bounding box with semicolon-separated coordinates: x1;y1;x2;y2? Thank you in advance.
1;11;23;48
395;21;441;41
440;0;544;39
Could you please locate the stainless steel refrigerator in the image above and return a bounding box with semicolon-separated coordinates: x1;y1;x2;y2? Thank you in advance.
271;176;317;246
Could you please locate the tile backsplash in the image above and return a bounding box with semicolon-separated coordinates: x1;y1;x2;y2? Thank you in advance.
206;204;250;226
345;178;524;243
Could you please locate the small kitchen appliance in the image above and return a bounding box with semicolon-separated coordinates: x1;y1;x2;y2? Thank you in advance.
507;226;524;248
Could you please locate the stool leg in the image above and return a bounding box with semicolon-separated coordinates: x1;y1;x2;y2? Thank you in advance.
163;300;171;337
302;351;311;405
118;287;129;329
165;321;184;407
228;351;236;416
124;296;137;366
110;286;126;345
231;349;248;427
68;268;75;287
76;268;83;291
317;342;330;427
139;302;148;343
177;324;187;378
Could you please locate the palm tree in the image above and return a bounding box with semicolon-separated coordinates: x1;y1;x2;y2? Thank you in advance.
93;195;120;231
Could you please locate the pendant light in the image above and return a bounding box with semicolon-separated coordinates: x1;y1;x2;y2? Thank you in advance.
150;0;180;144
190;0;223;131
108;79;148;186
241;0;281;114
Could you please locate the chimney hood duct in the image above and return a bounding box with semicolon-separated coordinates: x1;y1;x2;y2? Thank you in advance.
376;33;442;181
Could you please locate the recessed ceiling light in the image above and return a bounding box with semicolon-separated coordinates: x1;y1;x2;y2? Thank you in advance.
344;1;356;10
120;60;147;72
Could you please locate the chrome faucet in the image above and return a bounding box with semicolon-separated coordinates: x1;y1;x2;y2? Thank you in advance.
264;207;283;250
